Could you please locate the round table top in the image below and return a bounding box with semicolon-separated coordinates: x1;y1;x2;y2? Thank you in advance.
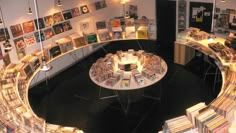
89;50;168;90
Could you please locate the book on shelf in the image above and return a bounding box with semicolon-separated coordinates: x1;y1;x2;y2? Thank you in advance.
97;29;112;42
85;33;98;44
186;102;206;126
110;19;122;32
69;34;87;48
47;44;62;59
137;26;148;39
125;26;136;39
112;31;123;40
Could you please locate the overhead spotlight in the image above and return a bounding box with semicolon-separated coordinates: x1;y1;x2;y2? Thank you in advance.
3;39;13;52
40;56;52;72
57;0;62;6
221;0;226;2
28;7;32;14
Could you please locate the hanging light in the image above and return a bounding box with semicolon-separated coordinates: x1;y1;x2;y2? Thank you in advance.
221;0;226;2
57;0;62;6
0;5;12;52
33;0;52;72
28;0;32;14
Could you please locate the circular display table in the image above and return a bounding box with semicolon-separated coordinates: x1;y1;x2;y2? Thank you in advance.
89;49;168;90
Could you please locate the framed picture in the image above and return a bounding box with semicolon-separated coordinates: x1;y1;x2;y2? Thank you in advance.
10;24;23;38
34;18;45;29
95;0;107;10
71;7;80;17
53;23;64;34
34;31;45;42
43;28;54;39
14;37;26;59
53;12;64;23
80;21;90;31
96;21;106;30
0;28;10;42
62;10;73;20
44;15;54;27
80;5;90;14
24;34;35;46
86;33;98;44
22;20;35;34
62;21;72;31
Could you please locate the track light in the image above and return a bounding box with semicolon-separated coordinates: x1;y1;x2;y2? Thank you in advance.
40;56;52;71
221;0;226;2
57;0;62;6
28;7;32;14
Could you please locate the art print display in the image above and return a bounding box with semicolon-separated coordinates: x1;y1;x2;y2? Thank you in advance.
86;33;98;44
80;21;90;31
96;21;106;30
3;53;11;66
62;10;73;20
129;5;138;19
24;34;35;46
44;15;54;27
10;24;23;38
0;28;10;42
34;18;45;29
53;12;64;23
43;28;54;39
34;31;45;42
98;30;111;41
62;21;72;31
14;37;26;59
71;7;80;17
110;19;122;31
112;31;122;39
94;0;107;10
80;5;90;14
22;20;35;34
53;23;64;34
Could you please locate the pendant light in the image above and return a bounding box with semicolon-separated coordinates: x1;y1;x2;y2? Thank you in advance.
221;0;226;2
57;0;62;6
28;0;32;14
0;5;12;52
33;0;52;71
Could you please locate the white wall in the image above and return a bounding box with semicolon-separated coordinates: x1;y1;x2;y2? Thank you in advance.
0;0;156;66
215;0;236;10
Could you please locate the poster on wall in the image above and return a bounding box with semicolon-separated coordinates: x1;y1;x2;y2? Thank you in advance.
53;12;64;23
34;18;45;29
94;0;107;10
10;24;23;38
80;21;90;31
24;34;35;46
62;10;73;20
191;7;205;23
44;15;54;27
34;31;45;42
43;28;54;39
80;5;90;14
71;7;80;17
96;21;106;30
0;28;10;42
53;23;64;34
14;37;26;59
129;5;138;19
22;20;35;34
62;21;72;32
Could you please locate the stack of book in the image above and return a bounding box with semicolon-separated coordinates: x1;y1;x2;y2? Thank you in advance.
163;115;193;133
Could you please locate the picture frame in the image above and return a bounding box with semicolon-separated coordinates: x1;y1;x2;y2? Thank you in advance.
96;21;107;30
10;24;23;38
0;28;10;42
44;15;54;27
53;12;64;23
24;34;35;46
34;31;45;42
62;10;73;20
71;7;80;17
80;5;90;14
34;18;45;29
94;0;107;10
43;28;54;39
53;23;64;34
22;20;35;34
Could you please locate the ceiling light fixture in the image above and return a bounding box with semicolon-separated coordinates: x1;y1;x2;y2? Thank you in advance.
33;0;52;72
221;0;226;2
57;0;62;6
28;0;32;14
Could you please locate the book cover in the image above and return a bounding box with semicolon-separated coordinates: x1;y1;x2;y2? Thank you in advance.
34;31;45;42
53;12;64;23
14;37;26;59
110;19;122;31
80;5;90;14
96;21;106;30
34;18;45;29
72;36;86;48
113;31;122;40
44;15;54;27
24;34;35;46
98;30;111;41
86;33;98;44
62;21;72;32
94;0;107;10
71;7;80;17
43;28;54;39
53;23;64;34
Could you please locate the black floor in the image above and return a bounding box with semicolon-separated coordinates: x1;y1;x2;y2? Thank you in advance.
29;40;220;133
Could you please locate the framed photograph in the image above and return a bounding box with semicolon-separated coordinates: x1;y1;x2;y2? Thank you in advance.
80;5;90;14
0;28;10;42
34;31;45;42
34;18;45;29
96;21;106;30
10;24;23;38
80;21;90;31
53;23;64;34
44;15;54;27
86;33;98;44
24;34;35;46
95;0;107;10
43;28;54;39
53;12;64;23
62;21;72;32
22;20;35;34
71;7;80;17
3;53;11;66
98;30;111;41
14;37;26;59
62;10;73;20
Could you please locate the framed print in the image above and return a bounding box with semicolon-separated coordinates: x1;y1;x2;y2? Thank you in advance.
43;28;54;39
110;19;122;31
24;34;35;46
44;15;54;27
86;33;98;44
34;31;45;42
95;0;107;10
0;28;10;42
22;20;35;34
80;21;90;31
34;18;45;29
96;21;106;30
80;5;90;14
62;10;73;20
62;21;72;31
3;53;11;66
14;37;26;59
71;7;80;17
53;23;64;34
10;24;23;38
53;12;64;23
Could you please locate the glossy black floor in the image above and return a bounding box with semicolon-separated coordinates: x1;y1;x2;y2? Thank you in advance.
29;40;220;133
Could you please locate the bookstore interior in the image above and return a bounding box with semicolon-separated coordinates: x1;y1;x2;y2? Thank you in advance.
0;0;236;132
